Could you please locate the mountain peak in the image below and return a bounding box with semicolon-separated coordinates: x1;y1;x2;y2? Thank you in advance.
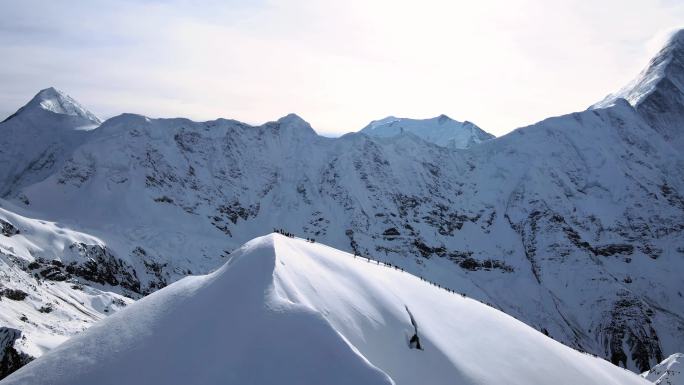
277;113;307;125
593;28;684;109
271;113;317;137
3;87;101;125
360;115;494;149
591;28;684;142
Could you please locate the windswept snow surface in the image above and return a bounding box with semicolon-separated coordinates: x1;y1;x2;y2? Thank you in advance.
2;234;647;385
642;353;684;385
360;115;494;148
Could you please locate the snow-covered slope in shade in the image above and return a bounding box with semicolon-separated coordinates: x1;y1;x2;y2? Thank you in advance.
360;114;494;148
0;200;132;378
592;29;684;144
642;353;684;385
0;88;100;197
2;234;648;385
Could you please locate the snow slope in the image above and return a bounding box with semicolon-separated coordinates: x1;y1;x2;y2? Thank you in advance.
2;234;648;385
360;114;494;148
642;353;684;385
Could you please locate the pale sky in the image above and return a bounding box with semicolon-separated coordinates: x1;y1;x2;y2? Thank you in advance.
1;0;683;136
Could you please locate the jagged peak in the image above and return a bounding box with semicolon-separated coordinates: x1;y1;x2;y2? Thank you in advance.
592;28;684;109
3;87;101;125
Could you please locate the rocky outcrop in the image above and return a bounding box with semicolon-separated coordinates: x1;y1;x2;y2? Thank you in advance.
0;328;33;380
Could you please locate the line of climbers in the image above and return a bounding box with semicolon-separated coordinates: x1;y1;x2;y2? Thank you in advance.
274;228;315;243
274;228;295;238
275;228;471;300
352;252;468;299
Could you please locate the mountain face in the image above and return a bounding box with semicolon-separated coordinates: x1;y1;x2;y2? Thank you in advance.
360;114;494;149
1;235;650;385
0;29;683;379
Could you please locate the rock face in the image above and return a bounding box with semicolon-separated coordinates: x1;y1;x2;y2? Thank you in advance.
0;30;683;375
0;328;33;380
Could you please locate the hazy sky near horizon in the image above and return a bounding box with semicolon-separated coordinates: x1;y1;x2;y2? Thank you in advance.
1;0;682;136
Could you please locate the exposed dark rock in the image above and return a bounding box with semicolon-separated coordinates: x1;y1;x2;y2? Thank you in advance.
66;243;141;295
153;195;174;204
382;227;400;238
38;304;53;313
0;219;19;237
0;289;28;301
0;328;33;380
602;292;663;372
594;244;634;257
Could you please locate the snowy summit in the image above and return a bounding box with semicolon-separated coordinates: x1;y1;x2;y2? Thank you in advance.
360;114;494;149
2;87;101;126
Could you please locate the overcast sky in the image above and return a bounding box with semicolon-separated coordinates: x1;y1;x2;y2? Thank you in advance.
1;0;682;136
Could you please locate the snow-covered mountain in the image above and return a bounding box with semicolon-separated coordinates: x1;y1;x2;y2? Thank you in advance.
642;353;684;384
0;87;100;198
0;28;683;381
360;114;494;148
1;234;649;385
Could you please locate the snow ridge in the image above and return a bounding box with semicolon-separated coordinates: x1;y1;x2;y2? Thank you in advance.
642;353;684;385
2;235;649;385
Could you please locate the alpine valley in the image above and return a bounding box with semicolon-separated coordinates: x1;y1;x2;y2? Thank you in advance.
1;29;684;384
